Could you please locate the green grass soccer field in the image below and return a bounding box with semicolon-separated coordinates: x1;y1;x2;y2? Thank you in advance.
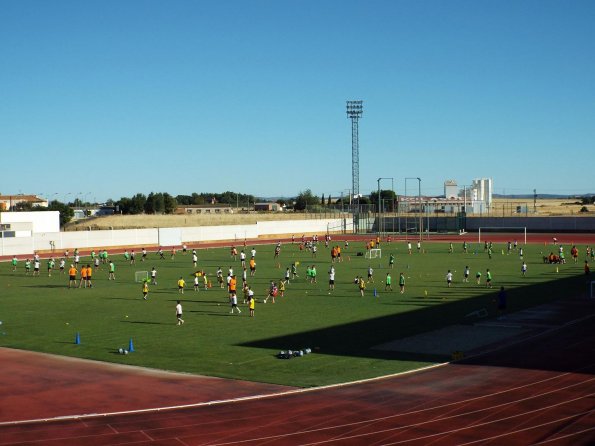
0;240;588;387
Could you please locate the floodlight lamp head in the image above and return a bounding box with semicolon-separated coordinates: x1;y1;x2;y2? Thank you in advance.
346;100;364;118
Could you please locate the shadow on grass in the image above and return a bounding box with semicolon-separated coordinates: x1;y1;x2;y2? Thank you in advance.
241;274;595;373
120;320;169;325
21;284;69;289
188;310;233;317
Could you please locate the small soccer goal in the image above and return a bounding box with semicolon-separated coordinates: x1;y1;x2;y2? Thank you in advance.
135;271;149;283
366;248;382;259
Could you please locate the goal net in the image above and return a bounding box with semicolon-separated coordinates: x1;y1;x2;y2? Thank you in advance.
135;271;149;282
366;248;382;259
478;227;527;244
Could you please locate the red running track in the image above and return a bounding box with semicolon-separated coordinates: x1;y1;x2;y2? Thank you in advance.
1;298;595;445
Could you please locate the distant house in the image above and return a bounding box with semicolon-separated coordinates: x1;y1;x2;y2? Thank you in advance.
254;202;280;212
0;194;48;211
176;204;234;214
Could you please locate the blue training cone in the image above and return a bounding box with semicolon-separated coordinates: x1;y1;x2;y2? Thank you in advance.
373;288;378;297
128;337;135;353
75;332;81;345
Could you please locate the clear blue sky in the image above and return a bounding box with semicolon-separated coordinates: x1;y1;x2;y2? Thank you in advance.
2;0;594;203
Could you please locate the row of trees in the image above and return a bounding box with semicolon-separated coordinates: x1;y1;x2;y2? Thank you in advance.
8;189;401;226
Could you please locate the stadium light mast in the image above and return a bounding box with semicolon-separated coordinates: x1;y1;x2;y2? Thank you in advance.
346;100;363;232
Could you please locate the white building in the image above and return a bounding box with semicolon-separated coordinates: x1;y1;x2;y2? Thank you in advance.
444;180;458;199
470;178;493;213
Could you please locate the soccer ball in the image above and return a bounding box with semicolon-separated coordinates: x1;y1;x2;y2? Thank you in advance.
124;350;129;355
118;348;124;354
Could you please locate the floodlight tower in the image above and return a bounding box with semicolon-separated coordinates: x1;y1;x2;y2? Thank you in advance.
346;100;363;231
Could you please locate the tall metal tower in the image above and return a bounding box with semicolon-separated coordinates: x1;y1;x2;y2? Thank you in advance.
346;100;363;202
346;100;363;233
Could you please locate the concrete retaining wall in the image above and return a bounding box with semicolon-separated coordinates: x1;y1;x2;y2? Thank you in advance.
0;219;344;257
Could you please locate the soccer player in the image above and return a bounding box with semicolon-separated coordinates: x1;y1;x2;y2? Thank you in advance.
329;267;335;291
475;270;482;285
59;258;66;274
194;274;200;292
240;250;246;267
367;266;374;283
47;257;55;277
25;259;31;275
216;267;224;288
399;272;405;294
521;262;527;276
446;270;453;287
291;262;298;279
264;281;277;304
86;264;93;288
358;276;366;297
151;267;157;285
176;300;184;324
486;269;493;288
177;276;185;294
249;257;256;276
229;275;237;298
142;280;149;300
229;292;241;314
192;252;198;268
389;253;395;269
108;260;116;280
11;256;17;272
33;258;41;276
141;248;147;261
407;242;412;254
249;294;255;317
464;266;470;282
385;273;392;291
130;250;136;265
279;278;286;297
68;264;77;288
79;264;87;287
284;267;290;284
